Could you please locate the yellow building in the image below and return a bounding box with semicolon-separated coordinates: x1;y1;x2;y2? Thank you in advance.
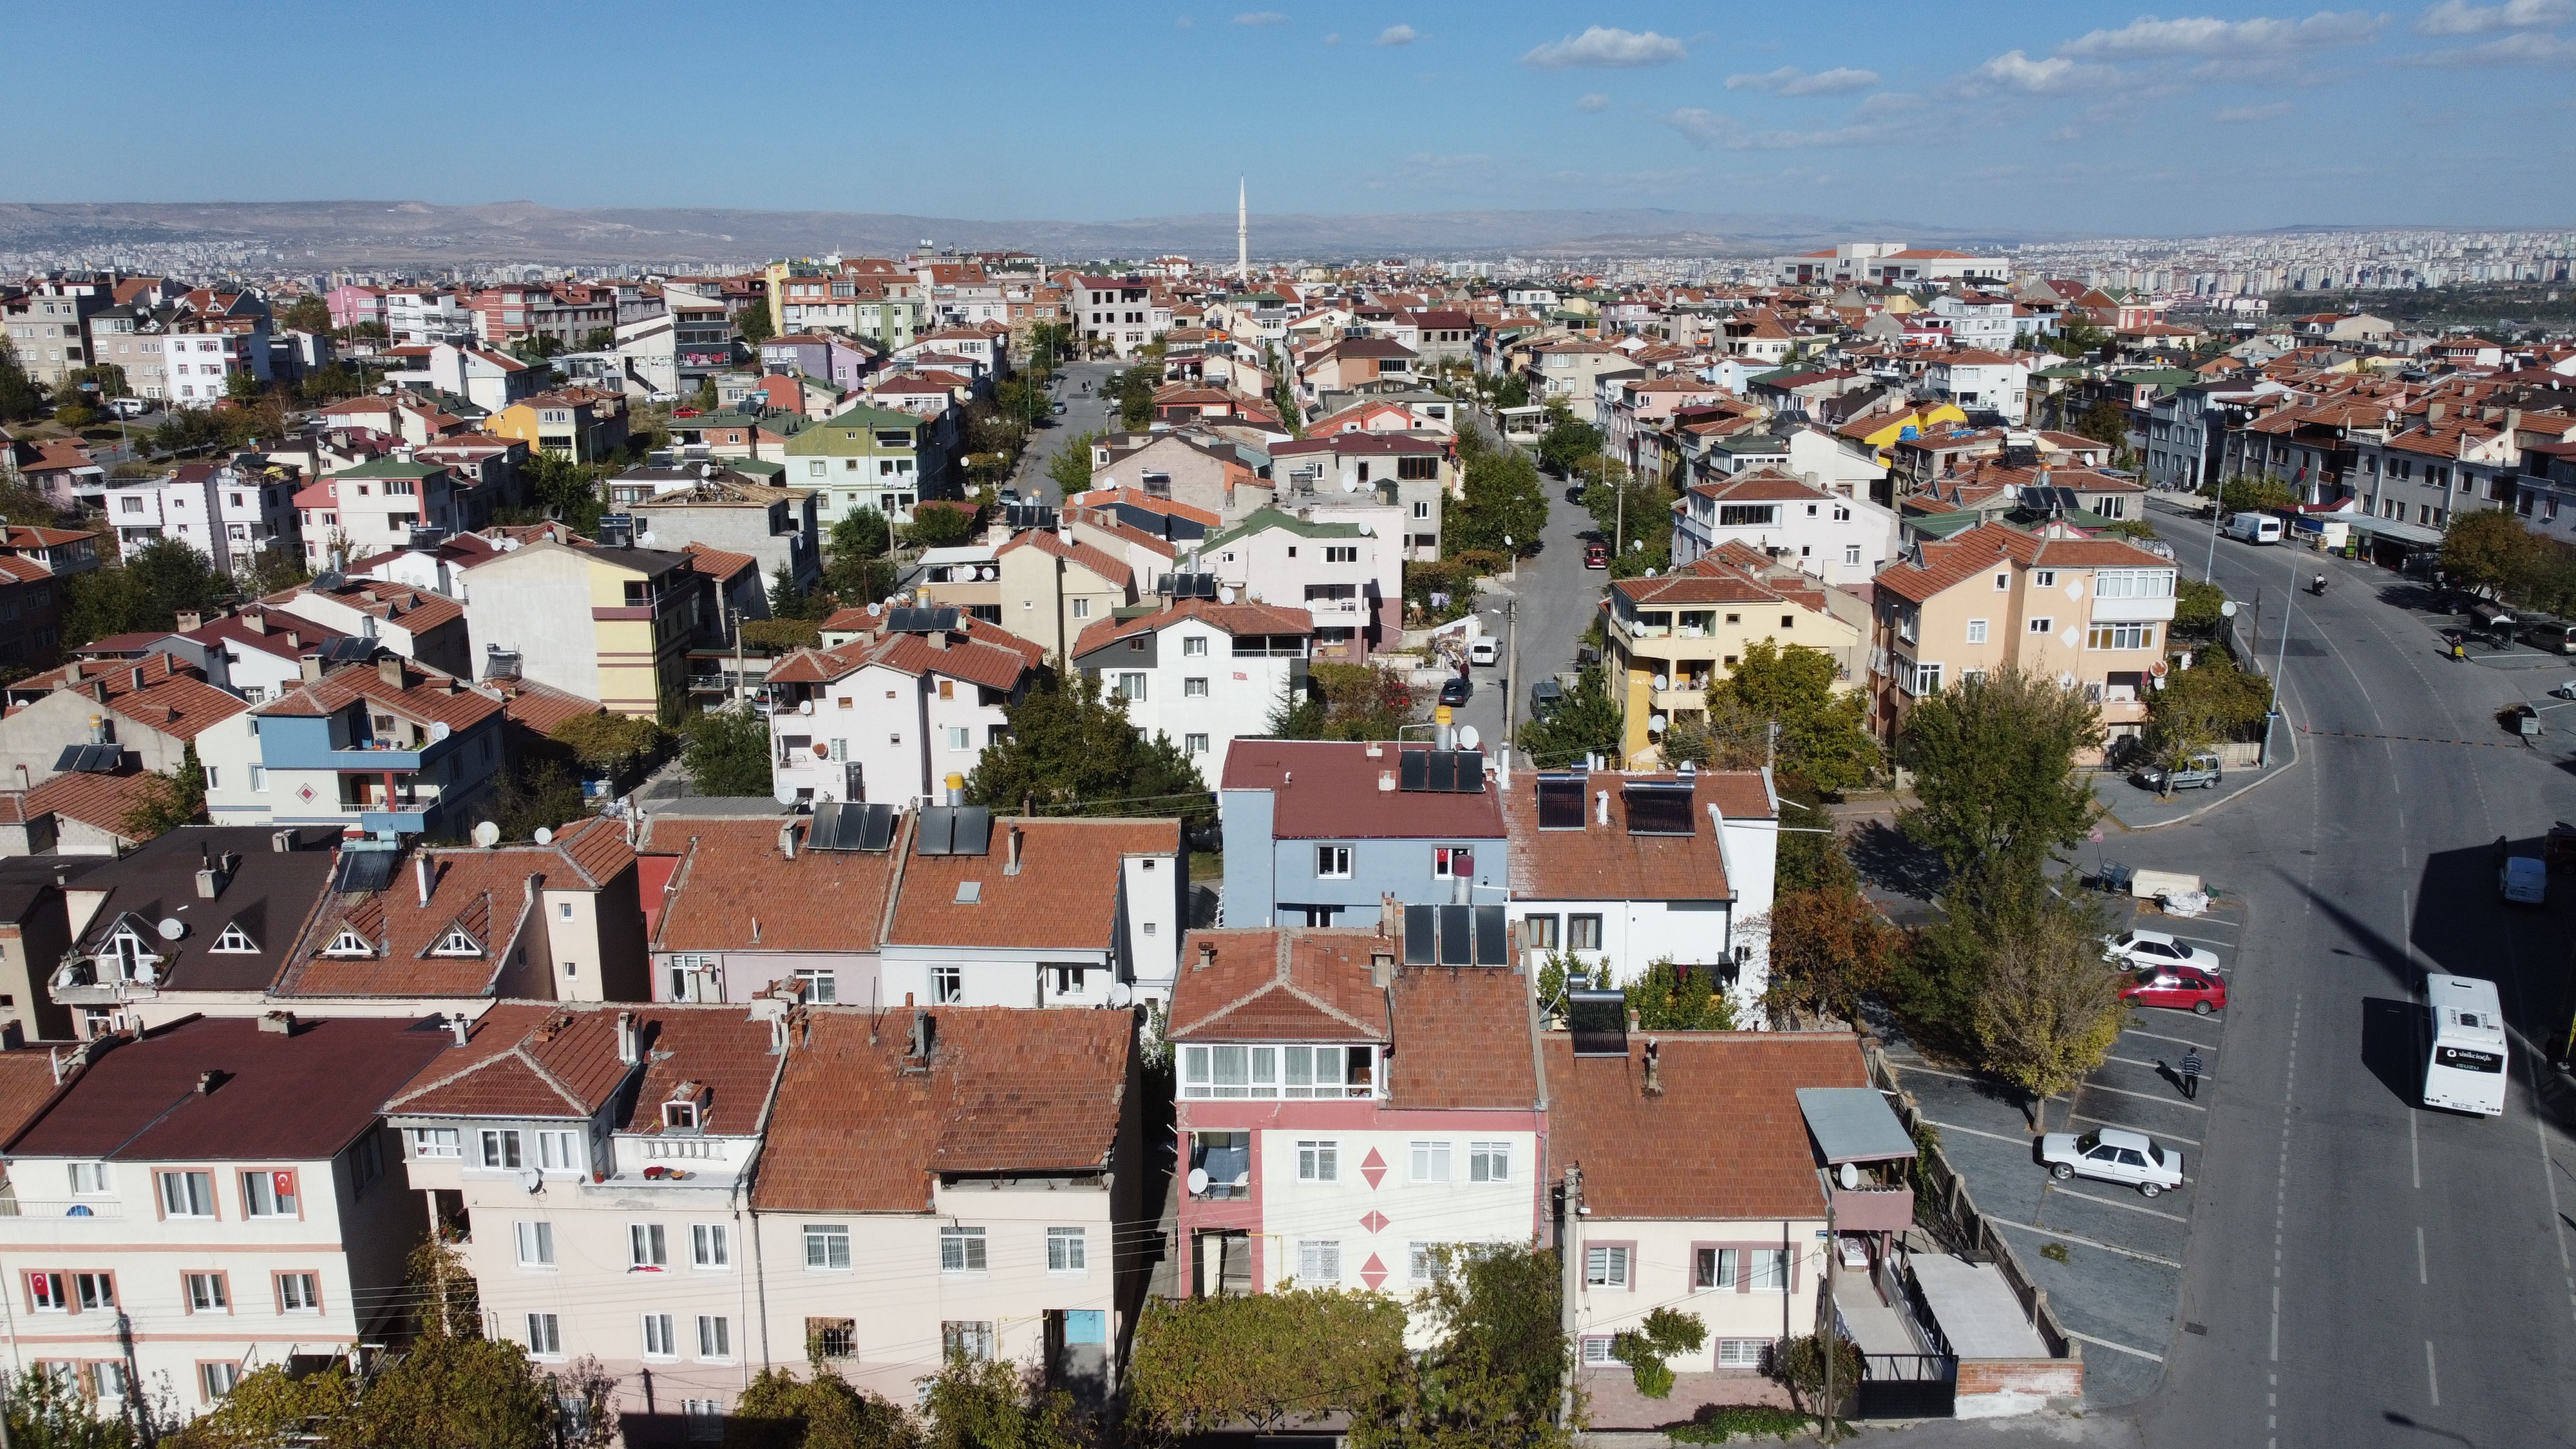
1832;402;1970;468
460;539;701;717
488;388;629;463
1600;547;1866;764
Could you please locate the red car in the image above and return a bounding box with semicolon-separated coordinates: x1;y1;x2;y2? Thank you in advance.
1584;542;1610;569
2121;965;2227;1016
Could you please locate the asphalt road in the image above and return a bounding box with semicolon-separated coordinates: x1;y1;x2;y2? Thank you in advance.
1917;510;2576;1445
1446;404;1609;755
1015;359;1124;506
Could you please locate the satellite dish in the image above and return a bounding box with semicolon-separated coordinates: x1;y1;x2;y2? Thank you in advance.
156;918;186;941
1457;724;1481;751
1651;674;1669;691
428;721;451;741
471;820;502;848
1649;714;1669;734
1186;1168;1211;1197
1838;1162;1860;1190
774;781;800;806
532;826;554;845
1218;585;1237;604
1355;523;1372;536
516;1168;543;1194
1107;981;1134;1008
799;699;815;715
2219;600;2239;617
1341;475;1359;492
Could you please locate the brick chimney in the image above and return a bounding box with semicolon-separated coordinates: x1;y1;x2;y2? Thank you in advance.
377;656;406;689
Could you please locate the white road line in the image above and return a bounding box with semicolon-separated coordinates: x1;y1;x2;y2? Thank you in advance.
2070;1113;2200;1146
2045;1184;2190;1223
2063;1329;2165;1363
2078;1079;2208;1112
2103;1054;2210;1078
1920;1119;2034;1149
1989;1218;2183;1268
2425;1340;2439;1406
2416;1225;2427;1286
2121;1027;2220;1052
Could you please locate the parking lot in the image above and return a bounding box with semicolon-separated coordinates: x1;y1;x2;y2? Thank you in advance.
1879;895;2238;1407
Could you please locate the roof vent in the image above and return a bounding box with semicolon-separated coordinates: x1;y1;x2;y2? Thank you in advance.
196;1069;227;1095
258;1010;298;1036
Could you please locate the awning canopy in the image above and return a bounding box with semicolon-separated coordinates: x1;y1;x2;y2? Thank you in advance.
1797;1086;1917;1165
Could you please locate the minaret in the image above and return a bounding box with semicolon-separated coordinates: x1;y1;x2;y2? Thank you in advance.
1236;178;1249;281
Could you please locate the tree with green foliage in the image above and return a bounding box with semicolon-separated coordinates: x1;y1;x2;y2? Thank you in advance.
906;500;980;549
580;326;618;352
1267;661;1416;741
2043;316;2108;359
339;1331;559;1449
919;1354;1088;1449
1108;365;1159;431
1356;1242;1581;1448
2170;577;2228;639
122;742;209;840
1516;665;1624;768
2072;400;2130;450
736;305;777;348
1446;434;1548;558
2441;505;2543;601
63;537;229;648
1897;667;2102;888
995;374;1052;428
1971;890;2129;1128
1490;371;1530;410
966;672;1211;827
826;507;898;605
279;295;334;334
771;563;828;621
62;363;130;399
1707;641;1878;795
2215;474;2297;513
224;369;264;402
0;477;62;527
173;1361;353;1448
1046;431;1103;495
247;547;313;597
1611;1307;1708;1400
0;337;47;423
1763;849;1904;1027
549;711;668;782
1623;958;1736;1030
1770;1332;1862;1412
1535;412;1603;479
494;759;587;842
739;618;824;652
683;705;777;797
726;1365;918;1449
1127;1289;1410;1443
522;450;611;534
2;1361;137;1449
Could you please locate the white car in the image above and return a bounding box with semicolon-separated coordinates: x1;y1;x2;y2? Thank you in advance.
2102;928;2222;974
2501;856;2548;905
2040;1127;2184;1198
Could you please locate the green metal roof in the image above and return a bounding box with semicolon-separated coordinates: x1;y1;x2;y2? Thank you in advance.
332;459;440;478
1205;504;1368;551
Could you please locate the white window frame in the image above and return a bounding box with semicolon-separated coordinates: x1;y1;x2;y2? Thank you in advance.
696;1314;733;1361
940;1226;989;1273
641;1312;677;1359
1046;1226;1088;1274
1314;844;1352;879
629;1222;668;1271
1965;618;1988;645
1295;1239;1341;1283
692;1222;730;1270
1468;1141;1510;1183
1584;1244;1631;1288
1298;1139;1339;1182
516;1221;555;1267
804;1224;852;1271
528;1313;562;1358
1409;1140;1452;1184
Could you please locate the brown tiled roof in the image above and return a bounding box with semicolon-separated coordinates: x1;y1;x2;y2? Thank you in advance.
1543;1032;1866;1219
254;659;506;733
7;1015;459;1162
1872;524;2041;606
1071;600;1314;658
1219;740;1505;842
273;848;554;998
108;672;249;744
498;681;606;737
887;817;1175;950
1610;567;1786;609
751;1007;1131;1213
680;542;759;582
384;1003;632;1119
645;816;902;953
625;1008;784;1139
1501;772;1750;902
270;578;466;633
1388;965;1540;1109
25;770;161;838
998;529;1133;589
1167;928;1392;1043
0;1050;66;1145
764;621;1039;695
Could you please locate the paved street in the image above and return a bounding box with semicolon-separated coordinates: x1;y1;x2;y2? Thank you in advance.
1445;403;1609;753
1014;359;1123;506
1884;516;2576;1445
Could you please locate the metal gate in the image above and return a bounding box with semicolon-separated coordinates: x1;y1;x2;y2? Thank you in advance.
1853;1352;1956;1419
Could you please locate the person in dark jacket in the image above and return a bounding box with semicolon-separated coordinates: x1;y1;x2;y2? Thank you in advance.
2179;1048;2204;1100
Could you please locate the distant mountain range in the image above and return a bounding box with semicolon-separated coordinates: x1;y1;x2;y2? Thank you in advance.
0;200;2077;269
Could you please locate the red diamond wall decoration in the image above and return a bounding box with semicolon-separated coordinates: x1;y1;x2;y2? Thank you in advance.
296;784;317;804
1359;1211;1388;1233
1358;1253;1388;1290
1359;1147;1387;1189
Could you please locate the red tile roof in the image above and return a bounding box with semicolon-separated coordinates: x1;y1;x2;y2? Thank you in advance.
274;846;575;998
997;529;1133;589
254;659;505;734
751;1007;1132;1213
1168;928;1392;1043
887;817;1176;951
645;816;902;954
1071;600;1313;658
1389;965;1542;1109
1501;771;1764;902
25;770;162;839
1544;1032;1866;1219
384;1003;632;1119
1220;740;1505;841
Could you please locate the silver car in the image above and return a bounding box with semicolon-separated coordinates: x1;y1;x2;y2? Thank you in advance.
2040;1127;2184;1197
2102;928;2222;974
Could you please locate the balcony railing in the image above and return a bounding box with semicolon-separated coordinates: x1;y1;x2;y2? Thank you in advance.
0;1198;126;1219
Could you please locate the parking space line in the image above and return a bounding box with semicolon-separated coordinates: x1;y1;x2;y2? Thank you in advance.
2122;1028;2219;1052
2063;1330;2166;1363
1922;1118;2035;1148
2103;1054;2202;1075
2078;1079;2208;1112
1990;1218;2183;1268
2045;1183;2191;1223
2071;1113;2199;1146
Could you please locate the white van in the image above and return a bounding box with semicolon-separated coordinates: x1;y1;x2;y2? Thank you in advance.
2222;512;2284;545
1468;638;1498;667
2422;974;2507;1116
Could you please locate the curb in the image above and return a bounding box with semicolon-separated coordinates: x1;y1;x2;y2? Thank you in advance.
2109;708;2302;833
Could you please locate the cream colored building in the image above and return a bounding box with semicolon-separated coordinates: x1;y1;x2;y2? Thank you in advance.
1868;523;2179;755
1600;548;1866;765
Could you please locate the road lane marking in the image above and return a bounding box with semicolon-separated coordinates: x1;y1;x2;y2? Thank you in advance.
2063;1330;2164;1362
2044;1184;2190;1223
2070;1113;2200;1146
2103;1054;2210;1078
2416;1225;2426;1286
2425;1340;2439;1406
2078;1079;2208;1111
1920;1119;2034;1149
1988;1218;2183;1268
2121;1028;2219;1052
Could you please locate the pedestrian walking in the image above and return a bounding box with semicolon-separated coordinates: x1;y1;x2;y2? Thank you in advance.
2179;1048;2204;1101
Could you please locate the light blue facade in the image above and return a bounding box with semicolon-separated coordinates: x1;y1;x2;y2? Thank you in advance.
229;709;506;837
1219;784;1508;929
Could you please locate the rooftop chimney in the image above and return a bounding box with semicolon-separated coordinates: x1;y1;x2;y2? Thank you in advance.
301;655;327;685
196;1070;226;1095
1642;1038;1662;1096
1370;949;1394;987
258;1010;297;1035
175;610;204;634
415;852;431;908
1196;940;1217;972
244;612;267;634
450;1013;471;1048
377;656;406;689
779;820;798;860
1595;790;1610;827
616;1010;639;1066
1006;824;1023;875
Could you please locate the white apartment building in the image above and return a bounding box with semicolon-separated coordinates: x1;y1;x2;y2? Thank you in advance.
385;290;474;346
1920;350;2032;424
1070;600;1315;788
878;812;1184;1007
102;461;300;576
760;612;1043;810
153;325;273;406
0;1016;458;1424
1671;466;1902;587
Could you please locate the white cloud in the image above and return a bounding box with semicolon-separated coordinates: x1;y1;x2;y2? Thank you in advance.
2058;10;2388;57
2214;99;2296;118
2416;0;2572;31
1376;24;1417;46
1725;64;1881;95
1962;49;2103;92
1233;9;1286;24
1175;14;1195;26
1520;26;1686;68
1662;107;1903;150
1577;92;1611;111
2398;26;2576;58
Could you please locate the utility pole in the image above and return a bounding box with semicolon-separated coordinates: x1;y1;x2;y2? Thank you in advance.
1503;598;1520;746
1558;1165;1584;1431
1819;1197;1840;1442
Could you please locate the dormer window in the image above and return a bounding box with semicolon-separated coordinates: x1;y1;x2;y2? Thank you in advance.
211;924;258;954
431;927;483;958
325;929;374;958
663;1081;705;1132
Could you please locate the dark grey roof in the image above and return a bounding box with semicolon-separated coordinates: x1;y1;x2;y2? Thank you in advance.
70;827;341;994
1797;1085;1915;1165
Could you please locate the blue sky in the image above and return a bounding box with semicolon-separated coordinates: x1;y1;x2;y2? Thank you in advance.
7;1;2572;232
